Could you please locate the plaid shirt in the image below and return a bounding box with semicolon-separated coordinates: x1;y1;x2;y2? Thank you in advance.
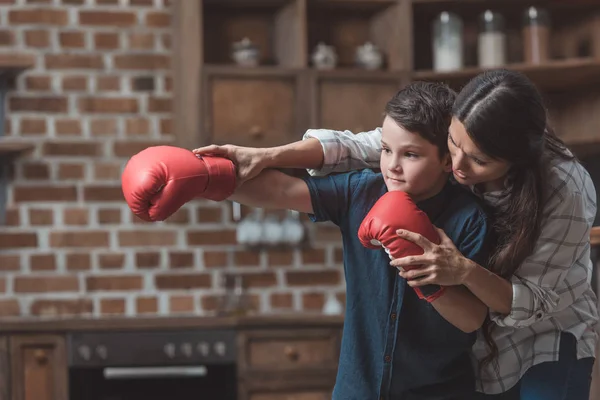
303;128;599;394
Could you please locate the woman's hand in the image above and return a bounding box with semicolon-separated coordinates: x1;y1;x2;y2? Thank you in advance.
192;144;270;185
391;228;476;287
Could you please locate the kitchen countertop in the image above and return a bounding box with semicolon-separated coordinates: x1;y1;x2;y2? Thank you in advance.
0;313;345;333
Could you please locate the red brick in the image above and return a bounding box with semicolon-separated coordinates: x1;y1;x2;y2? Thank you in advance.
62;76;88;91
5;208;19;226
22;163;49;180
148;96;171;112
130;0;153;5
96;76;121;91
125;118;150;135
301;248;326;264
79;11;136;26
0;233;37;249
62;0;84;3
93;162;121;180
168;251;194;268
59;31;85;48
334;248;343;263
302;293;325;311
234;250;260;267
24;29;50;47
119;230;177;247
160;118;171;135
100;298;125;315
136;252;160;268
10;97;68;113
267;250;294;267
55;119;81;135
20;117;47;135
45;54;104;70
114;54;169;70
188;230;236;246
161;33;171;50
203;250;227;268
98;253;124;270
14;276;79;293
83;185;124;202
241;272;278;288
196;205;223;223
286;270;341;286
201;293;259;313
27;264;53;285
0;255;21;271
79;97;138;113
31;299;92;316
0;300;20;317
170;295;194;313
90;118;118;135
25;76;51;91
95;0;117;3
113;140;171;157
63;208;88;226
87;276;143;291
9;9;68;25
0;30;15;46
161;208;191;224
145;12;170;27
155;273;211;290
94;32;119;49
128;32;154;50
164;77;172;92
50;231;109;248
14;186;76;202
66;253;91;271
58;163;85;180
132;76;154;92
98;208;121;224
137;297;158;314
29;209;53;225
270;293;293;309
43;141;101;157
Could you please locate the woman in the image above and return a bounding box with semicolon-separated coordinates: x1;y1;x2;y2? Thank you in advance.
194;69;598;399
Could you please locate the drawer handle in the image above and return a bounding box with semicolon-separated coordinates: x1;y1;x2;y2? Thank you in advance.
34;349;48;364
284;345;299;362
249;125;264;139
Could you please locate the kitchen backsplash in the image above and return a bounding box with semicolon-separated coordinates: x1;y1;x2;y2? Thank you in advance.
0;0;346;318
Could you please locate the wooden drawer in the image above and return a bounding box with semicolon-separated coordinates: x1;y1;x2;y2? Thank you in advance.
239;329;340;372
238;373;335;400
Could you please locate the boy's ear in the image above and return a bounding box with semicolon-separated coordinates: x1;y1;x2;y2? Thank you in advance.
442;153;452;172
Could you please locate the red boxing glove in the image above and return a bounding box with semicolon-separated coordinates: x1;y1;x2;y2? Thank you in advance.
121;145;236;222
358;191;445;302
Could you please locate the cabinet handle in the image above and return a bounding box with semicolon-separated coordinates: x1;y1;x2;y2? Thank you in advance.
34;349;48;364
284;345;299;362
249;125;264;139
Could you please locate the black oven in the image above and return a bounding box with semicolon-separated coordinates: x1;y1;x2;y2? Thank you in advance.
67;329;237;400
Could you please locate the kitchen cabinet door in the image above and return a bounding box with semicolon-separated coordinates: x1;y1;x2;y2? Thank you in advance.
10;335;68;400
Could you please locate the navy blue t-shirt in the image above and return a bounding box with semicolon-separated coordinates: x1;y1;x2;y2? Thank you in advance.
303;169;495;400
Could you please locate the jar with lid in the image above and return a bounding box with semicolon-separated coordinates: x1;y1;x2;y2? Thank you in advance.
478;10;506;68
432;11;464;71
522;6;550;64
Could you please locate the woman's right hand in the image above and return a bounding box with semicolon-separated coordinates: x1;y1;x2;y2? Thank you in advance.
192;144;270;185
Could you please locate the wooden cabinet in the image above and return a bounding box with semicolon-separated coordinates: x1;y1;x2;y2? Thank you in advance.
9;335;68;400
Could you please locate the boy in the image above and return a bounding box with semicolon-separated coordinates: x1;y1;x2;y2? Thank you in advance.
229;82;495;399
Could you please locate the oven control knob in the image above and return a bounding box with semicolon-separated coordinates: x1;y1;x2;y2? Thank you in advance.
214;341;226;357
197;342;210;357
78;345;91;361
164;343;176;358
181;342;193;358
96;345;108;360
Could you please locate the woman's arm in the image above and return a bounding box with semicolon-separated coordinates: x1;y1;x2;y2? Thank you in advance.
430;285;488;332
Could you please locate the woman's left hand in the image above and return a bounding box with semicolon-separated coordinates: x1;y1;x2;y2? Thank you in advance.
391;228;475;287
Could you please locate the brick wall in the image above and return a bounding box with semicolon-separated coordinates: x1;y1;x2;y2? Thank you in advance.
0;0;345;318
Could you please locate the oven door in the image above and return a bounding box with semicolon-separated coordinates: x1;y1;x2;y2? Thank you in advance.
69;364;237;400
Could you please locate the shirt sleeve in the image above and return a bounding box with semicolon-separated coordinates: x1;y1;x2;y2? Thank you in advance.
302;172;363;226
302;128;382;176
490;190;594;328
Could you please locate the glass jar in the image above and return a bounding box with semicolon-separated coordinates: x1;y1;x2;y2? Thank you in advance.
522;6;551;64
478;10;506;68
432;11;464;71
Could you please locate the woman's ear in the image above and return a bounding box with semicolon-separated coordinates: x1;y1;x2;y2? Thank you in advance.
442;153;452;172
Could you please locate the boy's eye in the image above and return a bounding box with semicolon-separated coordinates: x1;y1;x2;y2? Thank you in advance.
405;152;419;158
472;158;486;166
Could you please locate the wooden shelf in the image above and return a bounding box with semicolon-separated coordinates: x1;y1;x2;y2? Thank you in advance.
412;58;600;92
0;139;34;160
411;0;598;8
592;227;600;246
0;53;35;78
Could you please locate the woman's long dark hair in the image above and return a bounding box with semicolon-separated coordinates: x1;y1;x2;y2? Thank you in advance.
452;69;574;373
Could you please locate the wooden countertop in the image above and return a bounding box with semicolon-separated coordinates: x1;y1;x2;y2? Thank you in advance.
592;227;600;246
0;313;345;333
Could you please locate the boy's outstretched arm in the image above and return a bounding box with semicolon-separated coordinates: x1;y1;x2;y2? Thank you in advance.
228;169;313;214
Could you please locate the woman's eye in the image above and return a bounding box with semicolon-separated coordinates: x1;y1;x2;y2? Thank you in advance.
472;158;486;166
405;152;418;158
382;147;391;154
